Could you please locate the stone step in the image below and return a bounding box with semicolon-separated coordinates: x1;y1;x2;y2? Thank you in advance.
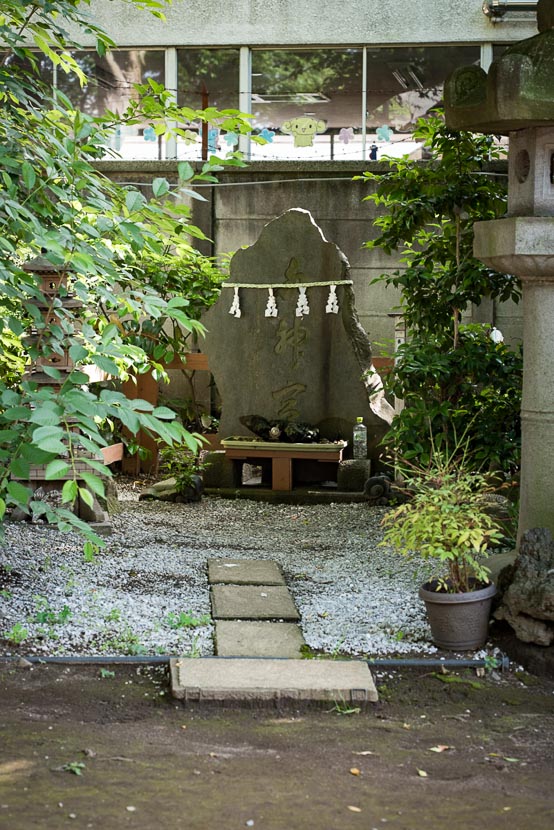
208;558;285;586
215;621;305;658
211;584;300;621
170;657;378;706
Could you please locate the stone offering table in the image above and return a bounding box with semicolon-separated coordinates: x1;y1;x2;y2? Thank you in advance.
221;439;347;491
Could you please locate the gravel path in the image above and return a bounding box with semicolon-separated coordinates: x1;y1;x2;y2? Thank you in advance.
0;489;440;657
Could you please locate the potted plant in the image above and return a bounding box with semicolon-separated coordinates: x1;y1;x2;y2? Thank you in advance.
381;448;503;650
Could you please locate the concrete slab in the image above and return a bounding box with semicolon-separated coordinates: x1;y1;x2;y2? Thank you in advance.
170;657;378;705
211;585;300;621
208;558;285;586
215;621;305;658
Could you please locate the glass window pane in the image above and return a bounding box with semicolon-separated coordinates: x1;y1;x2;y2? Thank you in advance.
365;45;480;160
175;49;240;160
56;50;165;159
250;49;363;160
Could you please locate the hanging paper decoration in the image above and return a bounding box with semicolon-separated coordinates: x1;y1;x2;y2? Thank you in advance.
339;127;355;145
296;286;310;317
376;125;393;142
143;126;157;142
229;286;241;318
208;128;220;153
258;128;275;143
281;116;326;148
183;129;198;145
325;284;339;314
265;288;278;318
222;280;352;320
490;326;504;344
369;143;378;161
223;131;239;148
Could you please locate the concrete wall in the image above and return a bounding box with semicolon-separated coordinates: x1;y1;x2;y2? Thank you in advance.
85;0;535;47
97;159;521;354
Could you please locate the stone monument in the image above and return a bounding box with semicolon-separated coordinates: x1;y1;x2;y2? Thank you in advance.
202;209;393;461
445;0;554;539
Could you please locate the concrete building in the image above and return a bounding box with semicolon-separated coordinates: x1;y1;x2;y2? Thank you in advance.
69;0;538;349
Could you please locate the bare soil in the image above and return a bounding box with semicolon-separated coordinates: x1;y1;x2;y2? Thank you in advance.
0;662;553;829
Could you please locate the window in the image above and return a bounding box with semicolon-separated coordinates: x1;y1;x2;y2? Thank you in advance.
176;49;240;159
56;50;165;159
251;49;363;160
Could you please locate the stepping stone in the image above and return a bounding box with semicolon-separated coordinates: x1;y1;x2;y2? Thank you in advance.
215;621;305;658
170;657;378;706
211;585;300;621
208;558;285;586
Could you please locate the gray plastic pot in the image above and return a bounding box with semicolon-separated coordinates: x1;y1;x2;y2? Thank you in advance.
419;581;497;651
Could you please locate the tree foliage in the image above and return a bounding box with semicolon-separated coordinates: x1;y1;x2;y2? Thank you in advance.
359;114;523;472
0;0;254;544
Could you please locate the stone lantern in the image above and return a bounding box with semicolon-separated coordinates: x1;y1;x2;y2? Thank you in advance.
22;254;80;388
445;0;554;540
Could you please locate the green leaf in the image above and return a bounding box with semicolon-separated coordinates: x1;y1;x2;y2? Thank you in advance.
6;481;32;506
3;407;29;421
92;355;119;375
41;366;63;381
10;457;30;479
45;459;71;480
22;161;36;190
78;472;105;499
32;425;67;455
69;344;89;363
177;162;194;182
61;480;79;504
78;487;94;509
125;190;147;213
29;407;62;426
152;177;170;197
0;498;5;521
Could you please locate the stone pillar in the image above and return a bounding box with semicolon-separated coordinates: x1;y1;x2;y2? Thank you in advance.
520;275;554;535
445;0;554;541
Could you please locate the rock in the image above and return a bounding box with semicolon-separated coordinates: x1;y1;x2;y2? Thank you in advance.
363;475;392;504
337;460;371;492
495;527;554;645
202;209;393;468
202;452;238;489
17;658;33;669
139;475;203;503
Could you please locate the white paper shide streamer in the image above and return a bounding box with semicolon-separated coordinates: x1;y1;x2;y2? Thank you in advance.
265;287;278;317
223;279;352;320
229;285;241;318
325;284;339;314
295;286;310;317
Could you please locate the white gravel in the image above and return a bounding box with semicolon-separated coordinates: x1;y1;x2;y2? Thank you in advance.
0;490;440;657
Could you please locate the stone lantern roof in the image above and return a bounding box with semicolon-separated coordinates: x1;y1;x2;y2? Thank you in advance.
444;0;554;133
22;255;69;274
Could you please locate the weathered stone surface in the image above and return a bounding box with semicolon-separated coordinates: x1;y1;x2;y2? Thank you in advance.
495;528;554;646
337;459;371;492
202;209;393;464
170;657;378;705
445;0;554;132
202;451;239;489
139;476;203;503
215;621;305;657
211;584;300;621
208;559;285;586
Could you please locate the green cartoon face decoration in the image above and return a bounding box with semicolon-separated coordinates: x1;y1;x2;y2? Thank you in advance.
281;116;326;147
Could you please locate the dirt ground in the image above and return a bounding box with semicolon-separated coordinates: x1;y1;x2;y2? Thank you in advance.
0;662;553;830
